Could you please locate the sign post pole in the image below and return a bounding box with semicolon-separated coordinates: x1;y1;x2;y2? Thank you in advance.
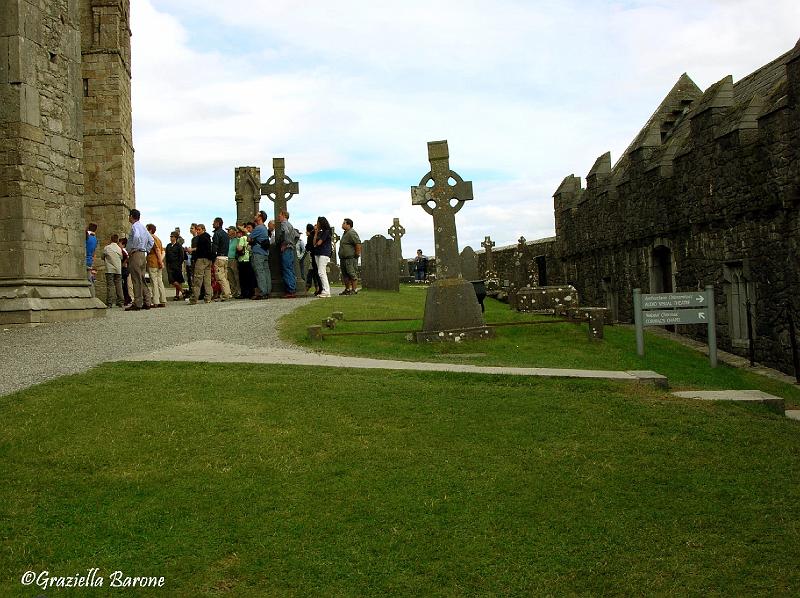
633;288;644;357
706;285;717;368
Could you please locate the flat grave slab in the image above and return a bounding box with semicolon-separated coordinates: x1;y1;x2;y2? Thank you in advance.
672;390;785;414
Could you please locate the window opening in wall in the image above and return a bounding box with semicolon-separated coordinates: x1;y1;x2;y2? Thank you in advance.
724;262;753;346
650;245;673;293
534;255;548;286
83;78;89;97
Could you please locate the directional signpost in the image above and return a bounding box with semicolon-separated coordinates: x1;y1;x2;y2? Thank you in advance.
634;286;717;367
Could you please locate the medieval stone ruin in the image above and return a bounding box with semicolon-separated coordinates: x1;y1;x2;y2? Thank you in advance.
1;0;133;323
478;40;800;376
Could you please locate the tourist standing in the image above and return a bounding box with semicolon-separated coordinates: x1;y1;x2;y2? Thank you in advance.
237;224;255;299
211;217;233;301
314;216;332;298
276;209;298;298
120;237;131;306
339;218;362;295
304;223;320;295
102;233;124;307
85;223;98;297
165;231;185;300
187;224;213;305
146;223;167;307
414;249;428;282
125;209;154;311
249;212;271;300
226;226;240;298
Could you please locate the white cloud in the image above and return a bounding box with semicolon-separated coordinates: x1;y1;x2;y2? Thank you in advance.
131;0;800;255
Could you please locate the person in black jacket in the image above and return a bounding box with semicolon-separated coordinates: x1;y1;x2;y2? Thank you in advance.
211;217;232;301
187;223;213;304
165;232;186;300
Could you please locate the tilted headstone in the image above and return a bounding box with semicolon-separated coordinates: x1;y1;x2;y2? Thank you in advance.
410;140;493;342
387;218;406;272
460;246;479;281
361;235;399;291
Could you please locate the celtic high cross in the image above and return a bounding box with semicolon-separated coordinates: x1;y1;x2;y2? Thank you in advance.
387;218;406;261
331;230;341;265
482;235;496;277
261;158;299;220
411;140;473;279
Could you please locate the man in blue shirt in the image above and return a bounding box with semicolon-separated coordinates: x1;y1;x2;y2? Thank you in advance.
125;208;154;311
248;211;271;300
85;222;98;297
276;209;298;298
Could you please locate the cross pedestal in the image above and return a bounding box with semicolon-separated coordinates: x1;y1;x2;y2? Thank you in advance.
410;140;493;342
260;158;304;295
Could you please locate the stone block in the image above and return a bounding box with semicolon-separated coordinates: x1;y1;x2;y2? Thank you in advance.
420;278;488;335
415;326;495;343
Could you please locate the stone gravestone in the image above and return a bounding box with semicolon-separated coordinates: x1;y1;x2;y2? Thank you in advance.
460;246;479;281
410;140;493;342
481;235;500;293
260;158;305;295
361;235;399;291
328;230;342;284
387;218;406;276
509;236;537;310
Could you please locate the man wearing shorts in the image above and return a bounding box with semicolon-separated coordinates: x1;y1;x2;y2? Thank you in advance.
338;218;361;295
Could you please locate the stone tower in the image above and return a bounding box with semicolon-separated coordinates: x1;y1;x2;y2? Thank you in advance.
80;0;135;278
0;0;106;323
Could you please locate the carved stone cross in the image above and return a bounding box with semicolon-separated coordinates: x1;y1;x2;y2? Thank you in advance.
411;140;473;279
261;158;299;220
387;218;406;262
482;235;496;276
331;230;341;265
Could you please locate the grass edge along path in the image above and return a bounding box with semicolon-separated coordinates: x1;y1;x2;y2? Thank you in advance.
279;286;800;404
1;362;800;596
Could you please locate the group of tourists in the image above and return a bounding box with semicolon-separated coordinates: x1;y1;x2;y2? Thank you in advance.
86;209;363;311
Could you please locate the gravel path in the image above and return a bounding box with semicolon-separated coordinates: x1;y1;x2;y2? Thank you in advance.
0;297;314;397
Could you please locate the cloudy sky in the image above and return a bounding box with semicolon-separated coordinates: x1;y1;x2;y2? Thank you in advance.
131;0;799;255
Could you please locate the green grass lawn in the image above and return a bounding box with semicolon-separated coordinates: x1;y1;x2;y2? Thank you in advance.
281;286;800;404
2;362;799;596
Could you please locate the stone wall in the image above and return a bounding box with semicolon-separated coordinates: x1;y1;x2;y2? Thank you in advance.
0;0;105;323
476;237;559;288
80;0;134;300
552;41;800;374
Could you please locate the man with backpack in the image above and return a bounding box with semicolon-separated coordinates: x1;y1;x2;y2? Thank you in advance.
276;209;300;298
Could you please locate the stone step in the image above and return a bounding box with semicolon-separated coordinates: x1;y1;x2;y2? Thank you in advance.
672;390;785;415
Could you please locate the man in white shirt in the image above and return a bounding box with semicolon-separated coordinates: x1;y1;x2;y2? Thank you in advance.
126;208;154;310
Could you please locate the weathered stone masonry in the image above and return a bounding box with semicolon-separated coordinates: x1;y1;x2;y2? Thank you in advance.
551;41;800;375
80;0;134;246
0;0;132;323
1;0;104;323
